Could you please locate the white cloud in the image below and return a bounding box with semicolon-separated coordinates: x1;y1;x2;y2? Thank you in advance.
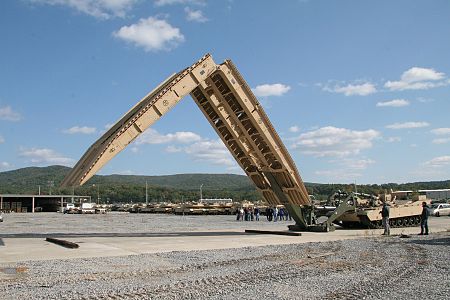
113;17;185;52
344;158;375;170
252;83;291;97
155;0;205;6
0;161;11;170
185;7;208;22
113;169;134;175
430;127;450;144
291;126;380;157
400;67;444;82
315;158;375;181
134;129;234;167
314;169;363;181
376;99;409;107
30;0;138;19
385;67;448;91
386;121;430;129
289;126;300;133
386;137;401;143
324;82;376;96
184;139;235;166
417;97;434;103
423;155;450;168
165;145;182;153
19;147;74;166
0;106;22;121
430;128;450;135
432;138;450;145
136;128;201;145
63;126;96;134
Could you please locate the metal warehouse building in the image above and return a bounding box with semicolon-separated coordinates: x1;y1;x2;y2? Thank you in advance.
0;194;90;213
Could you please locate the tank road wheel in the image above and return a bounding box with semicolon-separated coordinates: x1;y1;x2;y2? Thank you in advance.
389;219;395;227
414;216;421;225
403;218;410;227
391;219;397;228
391;218;397;227
394;218;401;227
373;220;381;229
368;221;377;229
407;217;414;226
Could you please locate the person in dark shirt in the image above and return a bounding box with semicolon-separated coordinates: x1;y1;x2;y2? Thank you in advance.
380;202;390;235
420;202;430;235
254;207;260;221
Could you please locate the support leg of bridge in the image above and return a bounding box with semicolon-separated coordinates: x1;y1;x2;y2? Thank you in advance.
285;204;336;232
32;196;35;213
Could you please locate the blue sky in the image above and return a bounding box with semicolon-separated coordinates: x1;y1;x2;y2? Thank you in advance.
1;0;449;184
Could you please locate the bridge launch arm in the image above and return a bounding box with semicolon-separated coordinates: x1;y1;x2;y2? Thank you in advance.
190;60;309;206
61;54;216;187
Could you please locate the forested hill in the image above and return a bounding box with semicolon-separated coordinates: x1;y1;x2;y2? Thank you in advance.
0;165;449;202
0;166;257;202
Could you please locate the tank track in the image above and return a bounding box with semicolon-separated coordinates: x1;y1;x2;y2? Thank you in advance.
337;215;422;229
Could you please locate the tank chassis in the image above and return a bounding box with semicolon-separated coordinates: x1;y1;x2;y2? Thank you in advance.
60;54;391;232
321;190;429;229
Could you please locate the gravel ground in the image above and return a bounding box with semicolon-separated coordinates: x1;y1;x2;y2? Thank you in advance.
0;232;448;300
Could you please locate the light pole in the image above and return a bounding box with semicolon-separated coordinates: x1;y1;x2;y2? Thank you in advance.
145;181;148;206
48;180;54;195
92;184;100;204
200;184;203;202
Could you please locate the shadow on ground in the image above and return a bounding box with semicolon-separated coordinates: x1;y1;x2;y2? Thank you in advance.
405;236;450;246
0;231;251;239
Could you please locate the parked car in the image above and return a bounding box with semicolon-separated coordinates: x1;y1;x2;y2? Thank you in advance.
63;203;78;214
81;202;96;214
430;203;450;217
0;213;3;222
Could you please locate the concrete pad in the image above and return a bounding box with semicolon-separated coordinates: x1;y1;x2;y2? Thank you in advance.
1;215;448;263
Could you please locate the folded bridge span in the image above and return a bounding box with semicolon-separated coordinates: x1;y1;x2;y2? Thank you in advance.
61;54;310;208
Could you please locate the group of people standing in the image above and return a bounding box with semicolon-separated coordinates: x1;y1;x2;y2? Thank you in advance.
235;206;292;222
236;207;259;221
265;206;291;222
380;201;430;236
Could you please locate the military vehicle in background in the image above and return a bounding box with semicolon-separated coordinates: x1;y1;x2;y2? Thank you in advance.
321;191;430;229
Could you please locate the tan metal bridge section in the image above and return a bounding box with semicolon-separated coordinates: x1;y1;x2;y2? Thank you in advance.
61;54;310;207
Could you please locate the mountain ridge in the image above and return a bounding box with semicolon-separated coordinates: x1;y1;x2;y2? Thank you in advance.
0;166;448;202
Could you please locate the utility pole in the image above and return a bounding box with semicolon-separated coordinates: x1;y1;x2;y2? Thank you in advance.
200;184;203;203
92;184;100;204
48;181;54;195
145;181;148;206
